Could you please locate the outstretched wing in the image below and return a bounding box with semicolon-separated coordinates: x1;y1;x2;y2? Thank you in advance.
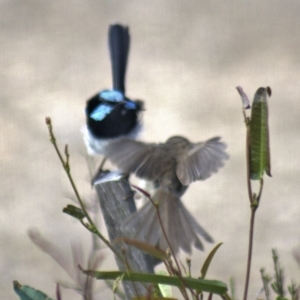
176;137;229;186
104;138;169;181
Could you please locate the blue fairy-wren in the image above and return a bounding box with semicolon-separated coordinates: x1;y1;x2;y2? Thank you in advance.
83;24;143;155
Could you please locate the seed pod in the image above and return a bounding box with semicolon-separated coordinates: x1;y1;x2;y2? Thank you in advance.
249;87;272;180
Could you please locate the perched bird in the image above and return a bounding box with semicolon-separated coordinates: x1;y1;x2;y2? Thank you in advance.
83;24;144;155
104;136;229;254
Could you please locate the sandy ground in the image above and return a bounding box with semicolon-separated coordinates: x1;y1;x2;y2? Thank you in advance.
1;1;300;299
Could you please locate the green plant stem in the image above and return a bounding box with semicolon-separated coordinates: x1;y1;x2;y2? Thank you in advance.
243;207;256;300
242;113;253;300
257;178;264;203
243;178;263;300
245;115;253;204
45;117;124;263
260;269;271;300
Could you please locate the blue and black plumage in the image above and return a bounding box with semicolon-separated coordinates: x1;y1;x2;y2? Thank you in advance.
84;24;144;154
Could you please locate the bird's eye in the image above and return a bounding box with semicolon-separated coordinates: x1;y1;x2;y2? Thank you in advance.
124;101;138;110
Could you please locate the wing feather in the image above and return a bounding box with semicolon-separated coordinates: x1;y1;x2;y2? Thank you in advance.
104;138;168;181
176;137;229;185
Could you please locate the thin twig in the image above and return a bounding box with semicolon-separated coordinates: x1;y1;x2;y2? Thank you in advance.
45;117;124;263
243;207;256;300
245;115;253;204
243;113;254;300
257;179;264;203
131;184;191;299
243;170;264;300
98;157;107;172
144;188;190;300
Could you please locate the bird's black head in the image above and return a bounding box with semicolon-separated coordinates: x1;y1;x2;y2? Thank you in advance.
84;24;144;142
86;90;144;139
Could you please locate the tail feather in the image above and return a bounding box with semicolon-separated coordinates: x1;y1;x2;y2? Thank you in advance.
122;200;161;246
135;203;157;240
176;205;198;252
177;206;204;251
122;200;152;231
109;24;130;93
160;196;178;253
144;217;160;246
121;188;213;254
163;195;191;254
178;201;214;243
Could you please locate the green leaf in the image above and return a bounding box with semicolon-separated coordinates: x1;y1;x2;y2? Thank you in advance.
81;270;227;295
13;281;54;300
200;243;223;279
276;297;289;300
63;204;85;220
114;237;166;260
236;86;251;109
249;87;272;180
156;270;173;298
223;292;233;300
113;273;125;294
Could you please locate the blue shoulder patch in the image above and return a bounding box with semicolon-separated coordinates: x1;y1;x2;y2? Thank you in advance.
124;100;138;110
90;103;114;121
100;90;124;102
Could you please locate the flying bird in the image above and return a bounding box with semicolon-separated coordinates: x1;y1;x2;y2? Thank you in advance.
104;136;229;254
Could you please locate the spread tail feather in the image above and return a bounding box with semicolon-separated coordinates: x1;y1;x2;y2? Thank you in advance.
121;189;213;254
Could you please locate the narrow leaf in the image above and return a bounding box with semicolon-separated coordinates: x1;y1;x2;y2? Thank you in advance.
114;237;166;260
236;86;251;109
223;292;233;300
63;205;85;220
113;273;125;294
200;243;223;279
81;270;227;295
249;87;271;180
13;281;54;300
157;270;173;298
28;229;75;280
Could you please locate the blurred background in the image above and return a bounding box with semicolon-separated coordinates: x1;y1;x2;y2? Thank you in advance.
1;0;300;299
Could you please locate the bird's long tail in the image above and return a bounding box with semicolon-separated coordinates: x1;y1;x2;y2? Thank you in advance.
109;24;130;94
121;189;213;254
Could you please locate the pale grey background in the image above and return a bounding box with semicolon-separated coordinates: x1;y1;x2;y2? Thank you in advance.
1;1;300;299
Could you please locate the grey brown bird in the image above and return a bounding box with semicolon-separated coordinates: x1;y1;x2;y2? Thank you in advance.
104;136;229;254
